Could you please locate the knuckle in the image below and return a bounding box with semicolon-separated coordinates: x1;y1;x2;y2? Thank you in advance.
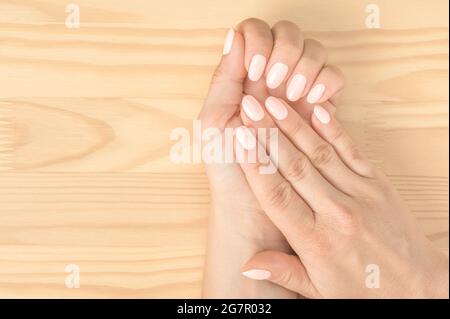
272;41;302;55
327;65;346;85
329;126;345;144
266;180;293;210
311;144;334;167
334;204;361;236
276;268;294;287
346;143;366;164
311;235;332;254
240;17;270;30
211;65;243;86
211;65;224;84
211;65;227;84
273;20;300;31
305;39;327;60
285;118;304;139
299;55;322;68
285;156;309;182
365;178;392;202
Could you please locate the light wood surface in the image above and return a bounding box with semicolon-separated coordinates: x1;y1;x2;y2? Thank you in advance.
0;0;448;298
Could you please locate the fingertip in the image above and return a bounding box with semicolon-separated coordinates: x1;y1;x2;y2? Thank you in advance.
313;105;331;124
241;269;272;280
214;28;246;83
220;27;244;59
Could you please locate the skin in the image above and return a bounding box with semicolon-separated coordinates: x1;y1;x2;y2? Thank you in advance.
238;97;449;298
200;19;344;298
201;18;448;298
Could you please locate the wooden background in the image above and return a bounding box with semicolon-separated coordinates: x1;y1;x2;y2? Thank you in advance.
0;0;448;298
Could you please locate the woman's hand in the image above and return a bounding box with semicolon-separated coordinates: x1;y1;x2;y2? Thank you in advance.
200;18;344;298
236;95;449;298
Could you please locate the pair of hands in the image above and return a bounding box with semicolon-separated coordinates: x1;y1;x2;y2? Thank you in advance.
200;19;448;298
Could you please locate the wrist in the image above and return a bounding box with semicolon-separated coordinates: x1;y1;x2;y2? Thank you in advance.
203;198;295;298
209;197;290;250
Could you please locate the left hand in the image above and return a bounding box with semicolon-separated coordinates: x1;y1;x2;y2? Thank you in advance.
200;18;345;298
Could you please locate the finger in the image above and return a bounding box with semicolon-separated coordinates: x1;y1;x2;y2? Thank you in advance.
306;65;345;104
263;96;364;196
242;250;319;298
235;126;315;249
236;18;273;82
265;21;304;90
199;28;245;129
285;39;327;102
311;105;377;178
290;100;336;126
240;95;347;213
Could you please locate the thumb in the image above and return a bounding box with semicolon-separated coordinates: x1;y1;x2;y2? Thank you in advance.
199;28;246;129
241;250;320;299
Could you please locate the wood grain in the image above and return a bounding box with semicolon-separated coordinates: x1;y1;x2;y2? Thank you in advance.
0;0;448;298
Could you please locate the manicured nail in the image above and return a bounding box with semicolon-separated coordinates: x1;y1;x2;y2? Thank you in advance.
242;95;264;121
242;269;271;280
222;28;235;55
236;126;256;150
266;63;289;89
307;84;325;103
313;105;331;124
286;74;307;101
248;54;267;81
265;96;288;120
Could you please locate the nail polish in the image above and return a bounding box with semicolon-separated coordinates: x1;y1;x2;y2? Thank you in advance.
266;63;289;89
236;126;256;150
286;74;307;101
313;105;331;124
222;28;235;55
242;269;271;280
307;84;325;103
242;95;264;121
265;96;288;120
248;54;267;81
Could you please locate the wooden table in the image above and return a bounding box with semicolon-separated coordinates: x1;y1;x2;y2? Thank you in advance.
0;0;448;298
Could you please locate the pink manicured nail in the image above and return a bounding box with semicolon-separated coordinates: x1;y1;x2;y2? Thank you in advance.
248;54;267;81
265;96;288;120
222;28;235;55
266;63;289;89
236;126;256;150
313;105;331;124
286;74;307;101
242;95;264;121
307;84;325;103
242;269;271;280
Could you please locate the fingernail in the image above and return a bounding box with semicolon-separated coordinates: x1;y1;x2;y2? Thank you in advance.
242;95;264;121
265;96;288;120
307;84;325;103
248;54;267;81
313;105;331;124
222;28;235;55
242;269;271;280
236;126;256;150
266;63;289;89
286;74;307;101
